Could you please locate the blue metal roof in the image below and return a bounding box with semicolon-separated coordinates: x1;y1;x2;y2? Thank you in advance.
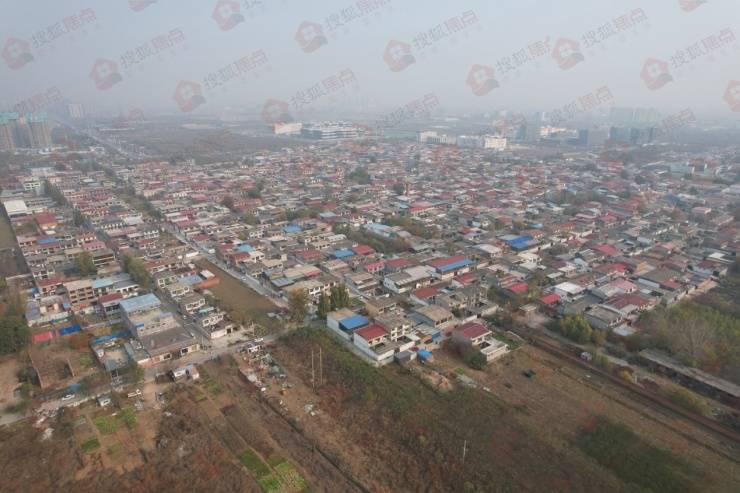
333;249;355;259
92;277;115;289
235;244;253;253
339;314;368;331
505;235;533;250
272;278;293;287
180;274;203;286
437;258;472;273
119;293;160;314
366;222;390;232
283;224;302;233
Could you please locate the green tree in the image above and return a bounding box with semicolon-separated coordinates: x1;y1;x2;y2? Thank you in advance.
317;293;332;319
125;361;145;384
74;252;97;276
220;195;235;211
463;347;486;370
330;284;350;310
44;179;67;206
0;315;29;355
0;277;6;293
392;182;406;195
347;167;371;184
558;315;593;344
73;209;86;227
666;386;708;415
549;244;569;256
243;212;258;225
123;254;152;287
288;289;309;323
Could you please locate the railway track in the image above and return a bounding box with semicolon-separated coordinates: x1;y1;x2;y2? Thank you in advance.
529;335;740;447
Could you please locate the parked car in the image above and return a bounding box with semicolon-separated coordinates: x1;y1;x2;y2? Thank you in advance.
61;394;75;401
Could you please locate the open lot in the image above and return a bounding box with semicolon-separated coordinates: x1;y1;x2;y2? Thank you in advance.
0;213;26;277
197;259;281;333
1;330;738;492
0;356;356;492
266;329;740;492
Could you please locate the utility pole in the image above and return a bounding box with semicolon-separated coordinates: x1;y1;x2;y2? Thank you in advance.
311;348;315;393
462;439;467;465
319;346;323;387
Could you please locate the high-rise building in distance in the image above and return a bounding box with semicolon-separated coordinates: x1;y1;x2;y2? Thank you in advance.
0;112;52;150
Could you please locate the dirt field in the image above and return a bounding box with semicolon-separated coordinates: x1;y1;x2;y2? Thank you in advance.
0;213;26;277
0;354;357;493
0;214;16;250
2;330;738;492
0;356;23;411
197;259;280;331
266;329;740;493
433;346;739;469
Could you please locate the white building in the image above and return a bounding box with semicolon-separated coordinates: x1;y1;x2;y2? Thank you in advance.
483;136;507;150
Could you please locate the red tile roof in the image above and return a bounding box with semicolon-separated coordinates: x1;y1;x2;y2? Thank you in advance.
98;292;123;304
412;286;439;299
355;323;387;341
352;245;375;256
539;293;561;305
386;258;411;269
364;260;385;272
428;255;467;269
508;282;529;294
592;244;619;256
456;322;489;339
595;262;626;274
453;272;477;285
608;294;650;309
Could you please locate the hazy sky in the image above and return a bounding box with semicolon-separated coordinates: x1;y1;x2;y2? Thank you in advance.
1;0;739;118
